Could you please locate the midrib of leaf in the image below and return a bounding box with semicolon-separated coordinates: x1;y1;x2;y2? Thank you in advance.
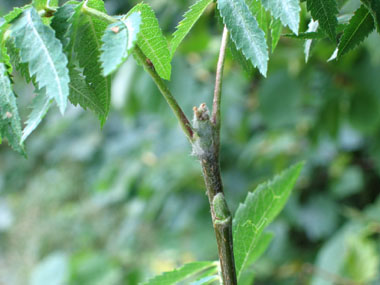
340;10;371;54
319;0;334;38
232;0;267;71
86;15;110;112
26;11;64;109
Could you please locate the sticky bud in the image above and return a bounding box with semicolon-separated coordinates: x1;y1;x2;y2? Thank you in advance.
111;26;120;33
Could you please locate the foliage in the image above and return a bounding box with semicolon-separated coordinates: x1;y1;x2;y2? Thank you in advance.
1;0;380;284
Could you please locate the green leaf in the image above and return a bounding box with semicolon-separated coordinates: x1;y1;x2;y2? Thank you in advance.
68;66;107;117
170;0;213;59
50;1;79;50
270;18;282;52
233;162;304;280
0;63;24;154
100;12;141;76
74;0;111;124
33;0;58;10
249;0;269;35
361;0;380;33
143;261;217;285
128;3;172;80
21;88;52;143
10;7;70;114
337;5;375;58
3;5;32;24
306;0;338;41
261;0;301;34
217;0;269;76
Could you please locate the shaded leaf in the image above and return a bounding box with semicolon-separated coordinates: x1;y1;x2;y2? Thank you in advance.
306;0;338;41
270;18;282;52
361;0;380;32
10;7;70;114
170;0;213;59
128;3;172;80
74;0;111;124
249;0;269;36
143;261;217;285
100;12;141;76
217;0;269;76
337;5;375;57
0;63;24;154
261;0;301;34
233;162;304;280
21;88;52;143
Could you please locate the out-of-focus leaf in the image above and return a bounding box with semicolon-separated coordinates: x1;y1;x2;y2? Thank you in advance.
30;252;68;285
349;92;380;133
100;12;141;76
306;0;338;41
32;0;58;10
304;19;319;62
170;0;212;59
233;162;304;280
142;261;217;285
217;0;269;76
261;0;301;34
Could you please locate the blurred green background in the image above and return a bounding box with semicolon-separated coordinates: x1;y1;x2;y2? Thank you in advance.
1;0;380;284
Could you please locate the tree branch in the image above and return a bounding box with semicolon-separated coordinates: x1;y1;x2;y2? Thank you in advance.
212;26;229;148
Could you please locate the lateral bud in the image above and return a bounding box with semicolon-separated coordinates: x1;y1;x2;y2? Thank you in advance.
213;193;231;224
191;103;214;159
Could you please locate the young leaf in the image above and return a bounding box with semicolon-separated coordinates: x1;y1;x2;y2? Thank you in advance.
261;0;301;34
21;89;53;143
10;7;70;114
270;18;282;52
170;0;212;59
74;0;111;124
306;0;338;41
3;5;32;24
361;0;380;33
0;63;24;154
143;261;217;285
217;0;269;76
337;5;375;58
100;12;141;76
128;3;172;80
233;162;304;280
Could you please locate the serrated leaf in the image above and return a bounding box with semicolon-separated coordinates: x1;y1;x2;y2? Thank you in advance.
261;0;301;34
143;261;217;285
10;7;70;114
337;5;375;57
270;18;282;52
74;0;111;124
170;0;212;59
249;0;269;35
50;1;79;50
100;12;141;76
3;5;32;24
0;63;24;154
128;3;172;80
217;0;269;76
306;0;338;41
21;88;52;143
233;162;304;280
68;65;106;117
33;0;58;10
361;0;380;33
